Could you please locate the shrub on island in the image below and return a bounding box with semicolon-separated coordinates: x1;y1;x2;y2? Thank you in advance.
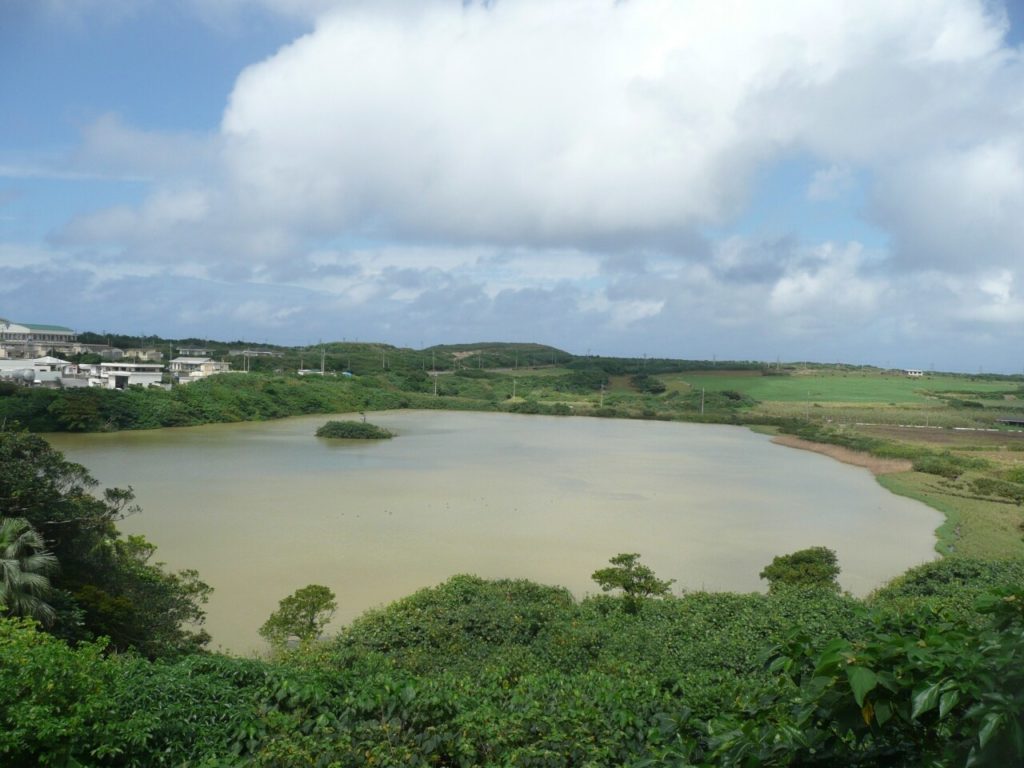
315;420;393;439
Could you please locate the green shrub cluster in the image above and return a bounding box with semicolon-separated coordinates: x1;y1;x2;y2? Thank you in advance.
631;373;667;394
4;564;1023;767
913;454;971;479
969;476;1024;504
315;420;393;439
0;431;210;657
0;375;374;432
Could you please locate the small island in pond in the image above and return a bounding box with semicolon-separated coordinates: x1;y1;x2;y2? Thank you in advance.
316;420;394;440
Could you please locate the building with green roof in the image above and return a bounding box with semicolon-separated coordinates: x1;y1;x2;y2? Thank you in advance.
0;319;77;345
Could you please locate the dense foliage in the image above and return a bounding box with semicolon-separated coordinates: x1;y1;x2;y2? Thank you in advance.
2;560;1022;766
760;546;841;593
315;420;394;439
0;516;58;623
0;430;210;657
0;374;383;432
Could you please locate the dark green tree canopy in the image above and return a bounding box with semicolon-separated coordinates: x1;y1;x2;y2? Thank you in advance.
760;546;841;593
0;429;210;657
315;420;393;439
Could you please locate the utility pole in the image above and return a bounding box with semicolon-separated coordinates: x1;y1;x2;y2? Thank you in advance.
512;378;517;399
700;387;705;415
599;383;605;408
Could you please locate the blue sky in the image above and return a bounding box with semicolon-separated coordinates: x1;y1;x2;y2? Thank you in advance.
2;0;1024;372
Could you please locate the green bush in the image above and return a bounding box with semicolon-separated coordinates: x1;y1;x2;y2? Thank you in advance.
315;420;393;439
970;477;1024;504
759;546;841;593
5;563;1024;766
631;373;666;394
913;454;967;479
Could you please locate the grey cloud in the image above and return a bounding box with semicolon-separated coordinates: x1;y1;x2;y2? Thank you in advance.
711;236;799;285
871;141;1024;273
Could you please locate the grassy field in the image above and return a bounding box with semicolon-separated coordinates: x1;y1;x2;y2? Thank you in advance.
661;369;1018;404
878;472;1024;558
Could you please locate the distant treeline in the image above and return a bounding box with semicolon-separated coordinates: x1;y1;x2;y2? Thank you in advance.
0;375;483;433
566;357;766;375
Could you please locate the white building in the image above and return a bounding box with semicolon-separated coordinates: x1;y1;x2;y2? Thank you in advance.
0;319;76;345
0;319;78;357
169;356;232;383
905;369;924;378
0;356;74;386
124;348;163;362
90;362;165;390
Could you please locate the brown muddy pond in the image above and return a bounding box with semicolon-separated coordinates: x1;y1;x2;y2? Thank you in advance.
48;411;940;653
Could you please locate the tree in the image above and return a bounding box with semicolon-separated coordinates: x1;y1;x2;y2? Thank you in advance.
0;517;58;625
73;535;212;657
631;373;666;394
591;553;674;613
0;429;211;656
259;584;337;649
759;546;841;593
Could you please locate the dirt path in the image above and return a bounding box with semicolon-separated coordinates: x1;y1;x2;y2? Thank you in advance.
770;434;912;476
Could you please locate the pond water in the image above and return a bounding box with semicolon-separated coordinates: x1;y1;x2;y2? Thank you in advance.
47;411;940;653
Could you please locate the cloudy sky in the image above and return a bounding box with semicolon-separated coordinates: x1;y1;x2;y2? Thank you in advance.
2;0;1023;371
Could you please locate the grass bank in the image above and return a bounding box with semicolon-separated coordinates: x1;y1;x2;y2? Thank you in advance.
878;471;1024;558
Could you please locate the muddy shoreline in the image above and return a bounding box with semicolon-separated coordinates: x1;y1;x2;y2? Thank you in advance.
770;434;912;476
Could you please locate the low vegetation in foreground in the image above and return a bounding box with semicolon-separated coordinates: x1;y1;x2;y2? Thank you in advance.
315;419;394;440
3;555;1024;766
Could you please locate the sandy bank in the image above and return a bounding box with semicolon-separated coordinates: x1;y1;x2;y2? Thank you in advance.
770;434;912;476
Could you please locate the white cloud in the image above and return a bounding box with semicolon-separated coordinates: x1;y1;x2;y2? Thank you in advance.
73;114;221;181
874;138;1024;271
769;242;884;320
64;188;211;245
207;0;1020;255
27;0;1024;368
807;165;853;201
0;242;65;269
